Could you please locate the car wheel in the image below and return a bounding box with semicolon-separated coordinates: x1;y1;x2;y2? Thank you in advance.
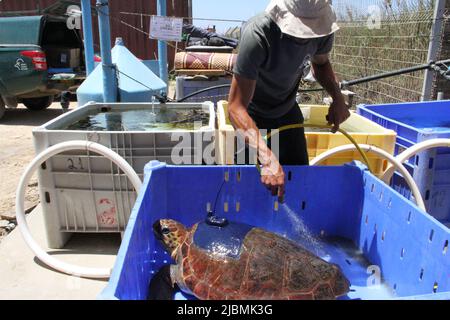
3;96;18;109
0;96;5;120
22;96;54;111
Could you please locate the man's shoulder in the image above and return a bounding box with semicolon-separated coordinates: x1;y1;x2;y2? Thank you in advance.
243;13;277;35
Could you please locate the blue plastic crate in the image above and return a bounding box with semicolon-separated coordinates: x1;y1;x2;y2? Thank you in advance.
100;161;450;300
357;100;450;225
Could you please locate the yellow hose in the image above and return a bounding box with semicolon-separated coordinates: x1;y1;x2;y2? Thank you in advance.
257;123;373;174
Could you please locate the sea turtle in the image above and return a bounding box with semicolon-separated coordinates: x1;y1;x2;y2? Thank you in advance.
149;217;350;300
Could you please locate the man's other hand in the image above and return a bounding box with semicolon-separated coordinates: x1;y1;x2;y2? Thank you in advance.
327;95;350;133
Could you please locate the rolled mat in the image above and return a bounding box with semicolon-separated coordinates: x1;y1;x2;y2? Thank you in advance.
174;52;237;71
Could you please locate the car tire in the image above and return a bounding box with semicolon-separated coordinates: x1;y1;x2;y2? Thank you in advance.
0;96;5;120
3;96;18;109
22;96;54;111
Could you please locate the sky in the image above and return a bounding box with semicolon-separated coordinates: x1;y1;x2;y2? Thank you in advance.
191;0;394;34
192;0;268;33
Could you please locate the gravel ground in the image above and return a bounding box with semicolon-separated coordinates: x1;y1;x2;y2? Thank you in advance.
0;102;77;243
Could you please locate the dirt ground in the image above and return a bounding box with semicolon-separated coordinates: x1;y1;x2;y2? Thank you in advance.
0;82;176;243
0;102;77;242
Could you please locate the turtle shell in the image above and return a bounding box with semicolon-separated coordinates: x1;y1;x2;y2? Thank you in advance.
173;221;350;300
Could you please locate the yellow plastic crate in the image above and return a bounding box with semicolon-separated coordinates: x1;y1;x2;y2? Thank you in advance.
216;101;397;176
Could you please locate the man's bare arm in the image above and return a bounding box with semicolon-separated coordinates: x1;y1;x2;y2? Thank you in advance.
228;74;285;199
311;54;350;133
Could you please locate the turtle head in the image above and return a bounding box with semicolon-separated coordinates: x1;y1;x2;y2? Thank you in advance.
153;219;187;258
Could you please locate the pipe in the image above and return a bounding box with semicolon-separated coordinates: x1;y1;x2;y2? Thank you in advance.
15;141;142;279
157;0;169;85
96;0;117;102
300;59;450;92
341;63;434;89
381;139;450;184
310;144;426;212
80;0;95;75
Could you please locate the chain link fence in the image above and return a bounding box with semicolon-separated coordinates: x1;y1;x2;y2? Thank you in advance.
302;0;449;105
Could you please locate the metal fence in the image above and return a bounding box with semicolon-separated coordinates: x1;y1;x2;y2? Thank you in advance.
324;0;449;106
432;0;450;99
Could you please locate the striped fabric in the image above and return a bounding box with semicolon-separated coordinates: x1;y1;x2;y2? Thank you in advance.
174;52;237;71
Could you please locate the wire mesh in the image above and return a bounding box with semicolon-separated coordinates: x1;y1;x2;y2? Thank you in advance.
329;0;446;105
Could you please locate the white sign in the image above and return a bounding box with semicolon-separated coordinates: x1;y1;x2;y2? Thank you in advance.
149;15;183;42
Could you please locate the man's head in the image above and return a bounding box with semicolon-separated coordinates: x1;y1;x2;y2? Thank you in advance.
266;0;339;39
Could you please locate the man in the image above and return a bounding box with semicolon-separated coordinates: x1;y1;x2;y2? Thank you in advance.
228;0;350;201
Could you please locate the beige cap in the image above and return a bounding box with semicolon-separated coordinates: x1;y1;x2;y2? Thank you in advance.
266;0;339;39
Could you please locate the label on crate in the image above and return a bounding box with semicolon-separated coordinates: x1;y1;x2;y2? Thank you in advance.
97;198;118;228
149;15;183;42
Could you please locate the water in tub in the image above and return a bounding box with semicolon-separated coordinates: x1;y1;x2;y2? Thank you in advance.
278;203;396;300
63;107;210;131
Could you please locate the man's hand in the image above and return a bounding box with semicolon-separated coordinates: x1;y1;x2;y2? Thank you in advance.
260;155;285;202
311;54;350;133
327;95;350;133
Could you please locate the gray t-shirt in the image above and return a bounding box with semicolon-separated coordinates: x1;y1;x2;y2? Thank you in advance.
234;13;334;119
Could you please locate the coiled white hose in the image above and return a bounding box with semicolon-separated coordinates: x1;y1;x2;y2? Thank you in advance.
15;141;142;279
381;139;450;183
18;139;447;278
310;144;426;211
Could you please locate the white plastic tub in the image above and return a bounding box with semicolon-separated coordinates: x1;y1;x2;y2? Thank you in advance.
33;101;215;248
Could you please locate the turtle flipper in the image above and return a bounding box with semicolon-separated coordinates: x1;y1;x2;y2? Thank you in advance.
148;265;179;300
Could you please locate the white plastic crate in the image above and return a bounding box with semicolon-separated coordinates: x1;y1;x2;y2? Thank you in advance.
33;101;216;248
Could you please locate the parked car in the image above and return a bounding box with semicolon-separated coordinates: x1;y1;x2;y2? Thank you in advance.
0;11;85;119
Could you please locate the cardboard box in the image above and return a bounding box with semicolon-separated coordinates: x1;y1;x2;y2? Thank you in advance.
44;46;80;69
